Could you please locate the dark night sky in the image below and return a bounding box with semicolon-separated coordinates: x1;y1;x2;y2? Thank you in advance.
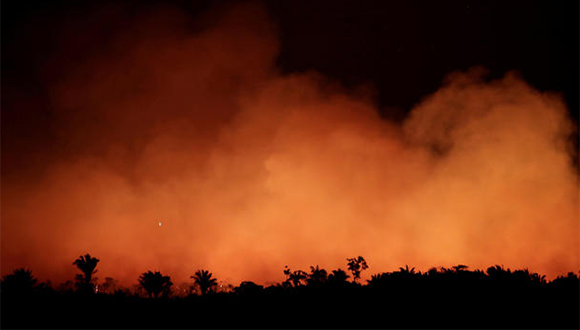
2;0;579;175
271;0;579;121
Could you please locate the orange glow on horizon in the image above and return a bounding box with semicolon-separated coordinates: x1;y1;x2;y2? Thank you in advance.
1;2;578;288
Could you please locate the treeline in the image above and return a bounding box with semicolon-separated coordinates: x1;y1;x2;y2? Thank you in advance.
1;254;371;297
2;254;579;328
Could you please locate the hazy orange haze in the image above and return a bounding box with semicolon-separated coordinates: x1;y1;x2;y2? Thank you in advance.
2;2;578;287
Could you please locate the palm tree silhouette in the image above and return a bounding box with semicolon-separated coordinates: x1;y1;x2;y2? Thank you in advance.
191;270;217;295
2;268;38;295
399;265;416;274
283;266;308;288
487;265;511;280
397;264;418;279
289;270;307;287
138;271;173;298
73;254;99;293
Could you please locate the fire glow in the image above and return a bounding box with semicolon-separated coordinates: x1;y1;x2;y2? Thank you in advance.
1;2;578;287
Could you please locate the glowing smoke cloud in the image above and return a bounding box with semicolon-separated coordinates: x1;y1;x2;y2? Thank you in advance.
2;2;578;287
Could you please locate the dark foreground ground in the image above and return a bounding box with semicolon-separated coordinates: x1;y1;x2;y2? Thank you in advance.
2;277;578;329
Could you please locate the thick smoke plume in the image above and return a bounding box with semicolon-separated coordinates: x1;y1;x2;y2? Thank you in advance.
2;2;578;286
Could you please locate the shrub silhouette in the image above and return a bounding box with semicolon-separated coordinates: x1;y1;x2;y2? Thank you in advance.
138;271;172;298
191;269;217;295
73;254;99;293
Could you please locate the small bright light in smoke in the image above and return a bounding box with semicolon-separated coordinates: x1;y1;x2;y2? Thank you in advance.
158;222;162;226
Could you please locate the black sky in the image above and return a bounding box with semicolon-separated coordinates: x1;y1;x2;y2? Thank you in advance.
271;0;579;121
2;0;579;178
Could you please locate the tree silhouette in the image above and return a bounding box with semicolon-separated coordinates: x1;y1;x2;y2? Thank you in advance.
57;280;75;294
3;261;580;329
73;254;99;293
367;272;389;287
346;256;369;283
486;265;511;281
307;265;328;286
282;266;292;288
529;272;546;285
101;277;118;294
327;268;350;286
191;269;217;295
234;281;264;295
399;265;416;274
508;268;546;286
551;271;580;288
426;267;439;277
138;271;172;298
283;266;308;287
2;268;38;295
452;264;468;273
395;264;419;279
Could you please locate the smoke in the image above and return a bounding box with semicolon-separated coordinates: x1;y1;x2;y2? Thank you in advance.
2;2;578;287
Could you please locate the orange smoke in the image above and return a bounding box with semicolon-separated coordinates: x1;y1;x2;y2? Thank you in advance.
2;2;578;287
